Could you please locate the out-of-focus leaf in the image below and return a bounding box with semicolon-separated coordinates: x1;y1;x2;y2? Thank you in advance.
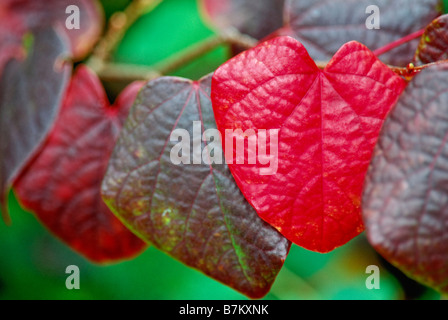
200;0;285;40
14;65;146;263
0;6;24;77
363;63;448;295
101;74;291;298
0;27;70;221
211;36;406;253
0;0;103;72
414;14;448;65
282;0;442;66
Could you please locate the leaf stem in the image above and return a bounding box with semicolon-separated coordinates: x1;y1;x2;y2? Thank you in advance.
389;59;448;81
373;28;426;57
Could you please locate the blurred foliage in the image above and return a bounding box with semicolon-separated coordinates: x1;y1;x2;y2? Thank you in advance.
0;0;445;300
1;187;441;300
113;0;228;80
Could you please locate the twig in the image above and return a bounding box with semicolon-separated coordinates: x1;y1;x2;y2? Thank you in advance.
87;0;163;73
85;0;258;83
95;62;161;83
153;29;257;75
95;29;258;82
153;34;227;75
220;27;258;49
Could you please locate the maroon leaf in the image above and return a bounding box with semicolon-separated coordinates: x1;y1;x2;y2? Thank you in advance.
282;0;442;66
211;36;407;253
101;75;290;298
14;65;146;263
0;27;71;222
414;14;448;65
200;0;285;40
363;63;448;295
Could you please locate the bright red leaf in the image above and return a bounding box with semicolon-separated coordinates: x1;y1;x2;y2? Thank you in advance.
211;36;407;253
14;65;147;263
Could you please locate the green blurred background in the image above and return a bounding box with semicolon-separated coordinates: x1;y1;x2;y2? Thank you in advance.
0;0;445;300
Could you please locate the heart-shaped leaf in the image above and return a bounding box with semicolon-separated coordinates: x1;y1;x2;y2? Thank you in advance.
211;36;407;253
0;0;103;68
101;75;291;298
363;63;448;294
0;27;71;223
14;65;146;263
281;0;442;66
414;14;448;65
200;0;285;40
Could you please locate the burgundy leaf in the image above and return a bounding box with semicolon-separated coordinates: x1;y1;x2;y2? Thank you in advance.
14;65;147;263
211;36;407;253
282;0;441;66
101;75;290;298
0;27;70;222
363;63;448;294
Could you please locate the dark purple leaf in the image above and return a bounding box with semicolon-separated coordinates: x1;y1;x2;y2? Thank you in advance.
363;63;448;294
0;0;103;66
283;0;442;66
0;27;70;222
101;75;291;298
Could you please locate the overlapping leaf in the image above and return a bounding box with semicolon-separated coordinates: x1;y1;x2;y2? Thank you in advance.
200;0;285;40
14;66;146;263
363;63;448;294
211;36;407;253
281;0;441;66
0;0;103;74
0;27;70;222
414;14;448;65
101;75;291;298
